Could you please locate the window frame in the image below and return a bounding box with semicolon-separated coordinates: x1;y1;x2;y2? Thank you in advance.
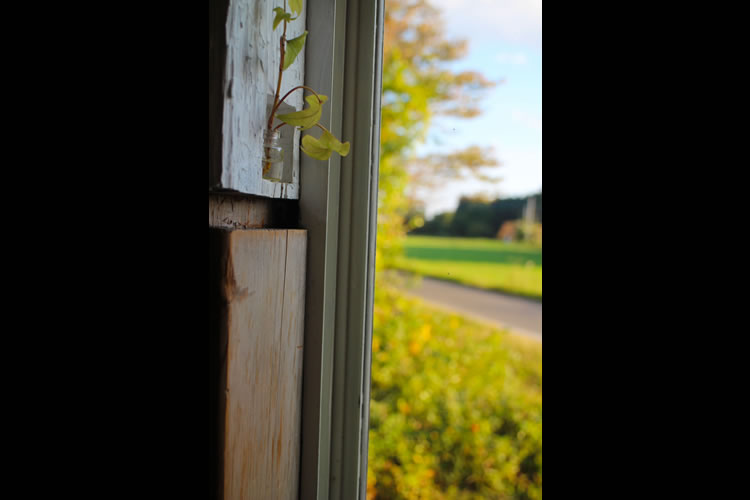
297;0;384;498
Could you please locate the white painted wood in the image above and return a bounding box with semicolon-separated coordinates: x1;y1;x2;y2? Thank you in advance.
220;0;306;199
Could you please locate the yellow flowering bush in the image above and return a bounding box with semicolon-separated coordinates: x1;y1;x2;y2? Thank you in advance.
367;285;542;499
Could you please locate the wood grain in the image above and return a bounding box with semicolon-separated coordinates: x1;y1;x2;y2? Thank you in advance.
209;194;272;229
209;193;301;230
276;230;307;493
211;228;307;500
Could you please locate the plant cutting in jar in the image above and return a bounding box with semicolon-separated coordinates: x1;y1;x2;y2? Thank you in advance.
263;0;350;181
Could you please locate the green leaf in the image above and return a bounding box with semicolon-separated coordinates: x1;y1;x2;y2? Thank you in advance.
319;130;350;157
272;7;292;30
283;31;307;71
276;94;328;130
289;0;303;15
300;130;350;161
301;135;334;161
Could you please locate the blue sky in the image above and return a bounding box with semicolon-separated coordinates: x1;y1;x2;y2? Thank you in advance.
416;0;542;216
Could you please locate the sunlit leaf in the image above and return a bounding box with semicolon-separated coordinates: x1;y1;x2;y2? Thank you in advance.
283;31;308;71
319;130;350;157
289;0;303;15
276;94;327;130
301;130;350;161
301;135;334;161
272;7;292;30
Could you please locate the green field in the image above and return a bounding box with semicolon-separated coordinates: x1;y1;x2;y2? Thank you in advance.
394;235;542;300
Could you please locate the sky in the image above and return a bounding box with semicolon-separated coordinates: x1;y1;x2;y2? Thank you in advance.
416;0;542;217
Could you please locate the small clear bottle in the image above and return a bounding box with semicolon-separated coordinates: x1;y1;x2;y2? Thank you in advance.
262;129;284;182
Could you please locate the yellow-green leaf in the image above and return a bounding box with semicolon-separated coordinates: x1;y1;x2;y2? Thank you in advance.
276;94;328;130
289;0;303;15
283;31;308;71
319;130;350;157
272;7;292;30
301;130;350;161
301;135;334;161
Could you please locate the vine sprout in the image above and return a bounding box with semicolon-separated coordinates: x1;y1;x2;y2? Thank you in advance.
264;0;350;174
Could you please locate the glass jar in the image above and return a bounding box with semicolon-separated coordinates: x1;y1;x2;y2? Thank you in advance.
262;129;284;182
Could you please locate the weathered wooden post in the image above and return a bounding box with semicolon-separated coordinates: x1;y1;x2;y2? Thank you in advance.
210;225;306;499
209;1;309;498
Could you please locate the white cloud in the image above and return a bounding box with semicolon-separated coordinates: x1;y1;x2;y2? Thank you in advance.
429;0;542;47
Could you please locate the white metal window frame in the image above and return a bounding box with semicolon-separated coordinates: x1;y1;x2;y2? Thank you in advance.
298;0;384;498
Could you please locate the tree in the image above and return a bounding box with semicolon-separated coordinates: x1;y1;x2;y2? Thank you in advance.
408;192;542;239
377;0;498;269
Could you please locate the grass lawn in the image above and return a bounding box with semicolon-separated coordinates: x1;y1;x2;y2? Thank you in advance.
393;235;542;300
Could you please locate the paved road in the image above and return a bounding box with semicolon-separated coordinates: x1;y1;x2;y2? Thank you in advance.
401;277;542;340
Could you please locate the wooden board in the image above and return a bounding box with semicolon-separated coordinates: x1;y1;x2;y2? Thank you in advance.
209;0;307;199
209;193;301;230
209;193;272;229
210;228;307;499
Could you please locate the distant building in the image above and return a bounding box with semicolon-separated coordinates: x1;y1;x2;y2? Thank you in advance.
496;220;542;245
497;221;517;242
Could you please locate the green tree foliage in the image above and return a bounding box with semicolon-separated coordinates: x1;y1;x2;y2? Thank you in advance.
411;193;542;239
377;0;496;270
414;211;453;236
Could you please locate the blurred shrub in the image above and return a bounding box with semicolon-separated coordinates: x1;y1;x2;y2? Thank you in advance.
367;285;542;499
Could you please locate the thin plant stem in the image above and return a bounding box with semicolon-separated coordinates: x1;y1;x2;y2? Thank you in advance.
265;0;288;173
272;95;327;132
270;85;323;121
268;0;288;132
